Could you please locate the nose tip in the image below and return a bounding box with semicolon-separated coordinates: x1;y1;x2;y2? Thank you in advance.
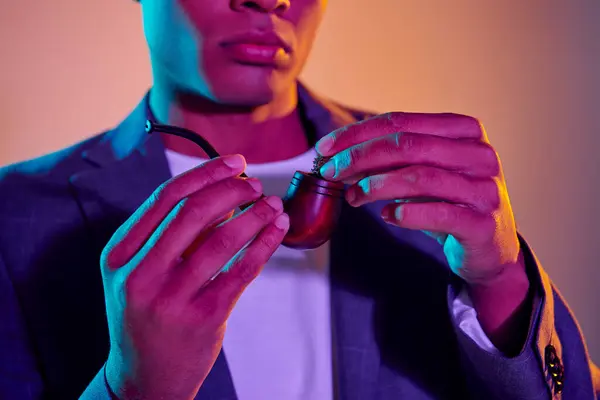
231;0;291;14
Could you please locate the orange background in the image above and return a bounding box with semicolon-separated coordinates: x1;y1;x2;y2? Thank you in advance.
1;1;599;362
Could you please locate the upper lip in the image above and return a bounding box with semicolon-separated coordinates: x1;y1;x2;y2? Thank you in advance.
220;31;292;53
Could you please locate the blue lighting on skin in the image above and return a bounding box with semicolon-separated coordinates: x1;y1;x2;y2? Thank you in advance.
357;178;371;195
357;175;386;197
142;0;214;113
444;235;466;273
320;150;353;179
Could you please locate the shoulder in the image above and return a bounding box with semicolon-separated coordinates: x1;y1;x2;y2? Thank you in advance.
0;129;109;183
0;130;108;220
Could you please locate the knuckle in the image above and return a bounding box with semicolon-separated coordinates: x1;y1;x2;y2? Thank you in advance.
412;166;442;188
232;234;278;283
251;201;275;222
397;132;422;153
209;230;236;253
448;113;485;139
382;111;395;121
478;143;500;174
235;257;262;284
433;204;457;225
190;262;218;283
257;231;280;251
183;197;208;224
222;176;239;191
467;116;485;138
225;177;254;198
387;111;408;128
155;180;181;205
195;161;225;186
240;264;261;284
381;134;401;157
479;178;501;211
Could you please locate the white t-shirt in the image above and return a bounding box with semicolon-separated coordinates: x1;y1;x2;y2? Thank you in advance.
164;148;498;400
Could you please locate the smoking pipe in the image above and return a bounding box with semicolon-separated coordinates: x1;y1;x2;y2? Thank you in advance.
145;120;345;250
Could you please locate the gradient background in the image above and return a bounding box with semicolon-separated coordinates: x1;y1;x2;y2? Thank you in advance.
1;0;599;362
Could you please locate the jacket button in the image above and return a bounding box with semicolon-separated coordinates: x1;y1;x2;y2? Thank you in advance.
544;345;564;394
545;345;558;365
555;380;564;394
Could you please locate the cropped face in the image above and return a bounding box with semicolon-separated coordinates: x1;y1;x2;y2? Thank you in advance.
141;0;327;106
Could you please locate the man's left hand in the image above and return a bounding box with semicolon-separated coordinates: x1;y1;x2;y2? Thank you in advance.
315;112;532;351
316;112;523;286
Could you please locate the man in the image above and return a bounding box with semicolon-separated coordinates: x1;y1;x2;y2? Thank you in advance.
0;0;598;399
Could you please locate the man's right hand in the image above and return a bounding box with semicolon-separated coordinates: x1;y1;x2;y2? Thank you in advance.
100;154;288;400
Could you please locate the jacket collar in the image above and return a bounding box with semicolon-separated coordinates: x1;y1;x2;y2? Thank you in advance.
80;82;358;169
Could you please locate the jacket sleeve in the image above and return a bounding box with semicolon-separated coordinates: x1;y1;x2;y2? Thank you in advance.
448;235;600;399
0;250;44;399
0;250;113;400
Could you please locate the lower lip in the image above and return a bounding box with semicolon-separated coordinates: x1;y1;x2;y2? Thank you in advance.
222;43;288;66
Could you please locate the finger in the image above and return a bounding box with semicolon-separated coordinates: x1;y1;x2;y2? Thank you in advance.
102;154;247;270
422;230;448;245
134;177;264;283
381;201;494;244
346;166;500;213
315;112;485;156
166;196;285;302
196;213;290;325
318;132;500;181
180;211;234;260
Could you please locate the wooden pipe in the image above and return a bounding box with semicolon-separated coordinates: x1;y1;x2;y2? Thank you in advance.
146;120;344;250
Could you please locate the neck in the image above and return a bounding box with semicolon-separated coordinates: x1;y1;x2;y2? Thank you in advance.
149;81;311;164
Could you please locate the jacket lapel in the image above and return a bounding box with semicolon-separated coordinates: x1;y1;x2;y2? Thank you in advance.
68;95;238;400
69;96;170;247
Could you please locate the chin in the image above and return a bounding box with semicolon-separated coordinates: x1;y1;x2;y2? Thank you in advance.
215;85;275;107
208;67;295;107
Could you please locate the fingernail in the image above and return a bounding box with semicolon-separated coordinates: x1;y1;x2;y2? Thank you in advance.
223;154;246;170
381;205;401;224
247;178;263;193
394;205;404;221
319;160;336;179
265;195;283;211
315;135;334;155
274;213;290;230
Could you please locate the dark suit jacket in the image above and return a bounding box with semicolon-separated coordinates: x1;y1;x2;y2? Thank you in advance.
0;84;598;399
